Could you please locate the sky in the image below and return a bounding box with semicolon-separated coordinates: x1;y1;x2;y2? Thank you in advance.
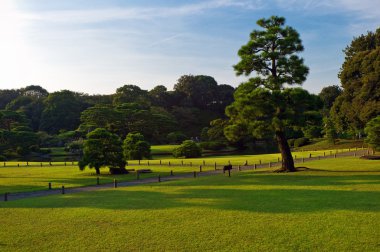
0;0;379;95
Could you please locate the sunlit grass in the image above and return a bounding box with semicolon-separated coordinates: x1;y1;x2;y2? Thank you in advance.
0;157;379;251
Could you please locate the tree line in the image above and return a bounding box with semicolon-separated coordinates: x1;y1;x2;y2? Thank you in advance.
0;17;379;168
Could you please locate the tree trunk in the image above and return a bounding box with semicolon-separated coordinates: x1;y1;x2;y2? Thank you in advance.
275;130;296;172
95;167;100;175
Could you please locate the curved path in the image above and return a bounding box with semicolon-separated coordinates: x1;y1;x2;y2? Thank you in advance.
2;149;368;202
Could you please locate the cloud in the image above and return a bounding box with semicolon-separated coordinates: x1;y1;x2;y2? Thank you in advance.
18;0;264;24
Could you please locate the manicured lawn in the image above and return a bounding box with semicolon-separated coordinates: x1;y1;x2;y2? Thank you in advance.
0;150;366;194
0;157;379;251
151;144;179;155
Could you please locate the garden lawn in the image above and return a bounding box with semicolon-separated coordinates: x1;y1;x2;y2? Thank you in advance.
0;157;379;251
0;150;366;194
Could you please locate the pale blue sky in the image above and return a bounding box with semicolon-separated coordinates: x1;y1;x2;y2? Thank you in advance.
0;0;379;94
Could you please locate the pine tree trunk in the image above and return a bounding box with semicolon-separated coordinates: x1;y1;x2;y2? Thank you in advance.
95;167;100;175
275;130;296;172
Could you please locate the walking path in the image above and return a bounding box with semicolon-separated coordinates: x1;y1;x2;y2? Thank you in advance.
2;149;368;202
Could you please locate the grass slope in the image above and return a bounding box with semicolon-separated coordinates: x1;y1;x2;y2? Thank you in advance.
0;157;379;251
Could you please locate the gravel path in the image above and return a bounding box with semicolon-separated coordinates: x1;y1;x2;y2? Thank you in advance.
2;149;368;202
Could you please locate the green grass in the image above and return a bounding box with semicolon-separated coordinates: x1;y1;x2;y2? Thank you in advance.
151;144;179;155
0;157;379;251
298;139;365;151
0;149;365;194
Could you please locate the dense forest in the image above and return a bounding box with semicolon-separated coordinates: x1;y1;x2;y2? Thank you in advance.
0;27;379;161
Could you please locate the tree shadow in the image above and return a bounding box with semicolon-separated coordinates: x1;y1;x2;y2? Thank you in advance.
1;180;379;214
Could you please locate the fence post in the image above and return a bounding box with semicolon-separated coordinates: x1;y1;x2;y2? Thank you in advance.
193;171;196;178
114;179;117;188
4;193;8;201
190;162;192;167
138;160;141;165
238;165;241;171
170;170;173;176
96;177;100;185
48;182;52;190
302;158;304;163
214;162;217;170
309;153;312;158
61;186;65;194
203;160;205;166
269;162;271;168
169;161;171;166
160;160;162;165
254;164;257;170
259;160;262;164
334;154;337;158
158;175;161;183
148;161;150;166
199;165;202;172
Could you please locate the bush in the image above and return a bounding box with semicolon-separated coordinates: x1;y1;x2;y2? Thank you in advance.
287;139;295;147
294;137;310;147
0;155;7;161
173;140;202;158
200;141;226;151
167;132;187;144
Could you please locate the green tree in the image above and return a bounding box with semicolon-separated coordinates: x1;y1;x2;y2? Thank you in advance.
227;16;309;172
113;85;149;106
40;90;88;134
323;117;337;144
123;132;151;160
173;140;201;158
318;85;342;114
79;128;125;175
331;28;380;135
364;116;380;151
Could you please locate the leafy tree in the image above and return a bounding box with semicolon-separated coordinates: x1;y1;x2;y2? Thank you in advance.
79;128;125;175
40;90;89;134
331;28;380;135
174;75;218;109
0;89;20;109
227;16;309;172
323;117;337;144
123;132;151;160
318;85;342;113
173;140;201;158
79;105;122;134
113;85;149;106
364;116;380;151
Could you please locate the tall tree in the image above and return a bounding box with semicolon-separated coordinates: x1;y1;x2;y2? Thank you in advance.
331;28;380;135
227;16;309;172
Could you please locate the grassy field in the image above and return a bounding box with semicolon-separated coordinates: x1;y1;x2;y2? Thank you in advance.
0;157;379;251
296;139;365;151
0;149;363;194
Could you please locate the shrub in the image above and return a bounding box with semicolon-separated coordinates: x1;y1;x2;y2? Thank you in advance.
0;155;7;161
294;137;309;147
287;139;295;147
200;141;226;151
167;132;187;144
173;140;202;158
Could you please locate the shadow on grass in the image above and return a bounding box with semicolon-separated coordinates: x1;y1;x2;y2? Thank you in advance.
2;173;379;213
